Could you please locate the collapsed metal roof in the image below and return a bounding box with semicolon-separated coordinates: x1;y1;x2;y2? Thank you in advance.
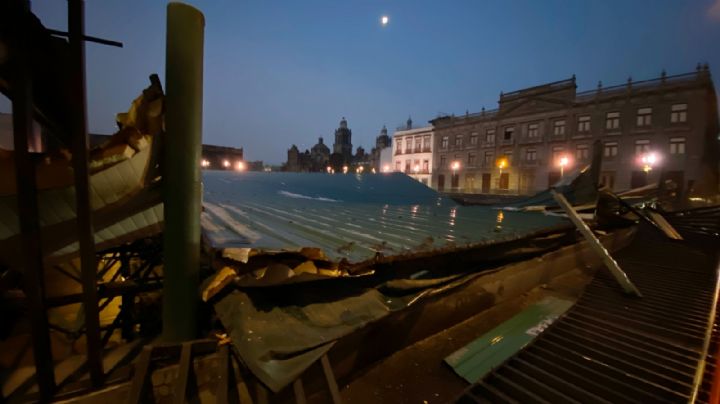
200;171;566;265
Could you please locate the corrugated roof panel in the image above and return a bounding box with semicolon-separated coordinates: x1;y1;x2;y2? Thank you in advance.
201;171;567;264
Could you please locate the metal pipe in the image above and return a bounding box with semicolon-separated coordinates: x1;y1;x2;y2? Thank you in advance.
46;28;123;47
551;189;642;297
68;0;104;386
162;2;205;342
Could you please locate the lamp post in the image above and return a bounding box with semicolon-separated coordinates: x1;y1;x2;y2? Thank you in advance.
640;152;658;183
558;156;569;178
451;161;460;191
496;158;508;191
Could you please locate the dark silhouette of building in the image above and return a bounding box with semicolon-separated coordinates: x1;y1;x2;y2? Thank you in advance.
333;117;353;164
200;144;244;170
370;125;392;171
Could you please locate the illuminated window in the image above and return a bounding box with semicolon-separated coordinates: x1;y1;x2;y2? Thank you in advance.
636;107;652;127
671;104;687;123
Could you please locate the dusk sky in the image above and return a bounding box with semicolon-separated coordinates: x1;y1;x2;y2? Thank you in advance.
2;0;719;164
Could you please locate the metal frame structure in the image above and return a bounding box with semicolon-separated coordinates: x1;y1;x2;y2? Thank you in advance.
2;1;169;401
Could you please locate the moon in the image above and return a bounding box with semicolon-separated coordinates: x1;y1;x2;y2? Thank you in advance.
381;15;389;26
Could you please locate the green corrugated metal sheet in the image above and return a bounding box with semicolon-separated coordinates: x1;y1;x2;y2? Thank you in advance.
201;171;566;264
444;296;573;383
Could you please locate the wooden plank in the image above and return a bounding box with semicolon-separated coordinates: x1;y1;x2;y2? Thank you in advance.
320;354;342;404
173;342;194;404
293;378;306;404
128;346;153;403
216;345;230;403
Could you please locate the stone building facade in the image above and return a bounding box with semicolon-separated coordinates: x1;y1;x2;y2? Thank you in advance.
392;122;435;187
430;66;719;196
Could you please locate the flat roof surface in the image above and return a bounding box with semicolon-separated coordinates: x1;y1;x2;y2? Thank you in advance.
201;171;565;264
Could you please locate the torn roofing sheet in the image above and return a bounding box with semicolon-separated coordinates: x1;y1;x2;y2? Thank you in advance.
201;171;566;266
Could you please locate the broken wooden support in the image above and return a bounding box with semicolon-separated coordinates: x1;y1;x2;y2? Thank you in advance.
551;189;642;297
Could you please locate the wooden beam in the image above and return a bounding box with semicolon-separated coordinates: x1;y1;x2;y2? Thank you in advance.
68;0;103;386
10;0;56;399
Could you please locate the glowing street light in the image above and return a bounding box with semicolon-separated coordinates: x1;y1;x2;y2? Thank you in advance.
380;15;389;26
640;152;659;182
558;155;570;178
222;160;230;168
342;165;349;174
201;159;210;168
641;152;658;173
413;164;420;173
235;161;246;171
382;164;390;173
496;157;508;175
356;166;365;174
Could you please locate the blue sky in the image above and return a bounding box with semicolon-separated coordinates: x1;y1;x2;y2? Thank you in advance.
2;0;719;163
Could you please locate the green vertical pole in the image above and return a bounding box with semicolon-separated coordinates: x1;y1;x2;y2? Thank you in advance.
162;2;205;342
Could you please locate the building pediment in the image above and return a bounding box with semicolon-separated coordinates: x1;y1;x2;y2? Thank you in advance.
497;96;571;118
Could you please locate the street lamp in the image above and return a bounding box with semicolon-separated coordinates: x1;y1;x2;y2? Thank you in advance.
640;152;659;182
558;155;569;178
235;161;246;171
451;161;460;190
222;160;230;168
342;165;349;174
413;164;420;173
496;157;508;191
382;164;390;173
